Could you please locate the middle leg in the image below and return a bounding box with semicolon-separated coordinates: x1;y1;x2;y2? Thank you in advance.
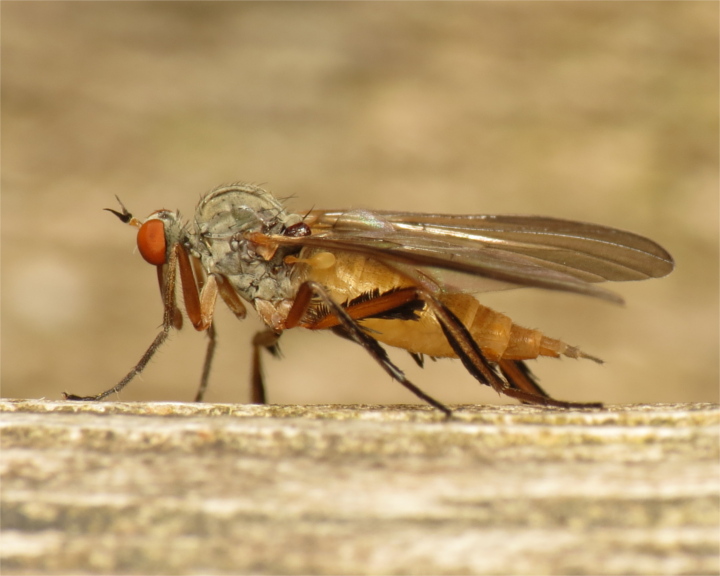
286;281;453;417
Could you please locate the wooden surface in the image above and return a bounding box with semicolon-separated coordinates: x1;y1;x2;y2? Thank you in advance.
1;400;718;575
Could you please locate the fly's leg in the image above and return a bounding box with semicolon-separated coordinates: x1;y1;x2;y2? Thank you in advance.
193;274;248;402
498;359;550;400
286;281;453;417
422;292;603;409
65;243;219;402
251;329;281;404
65;243;185;401
193;322;217;402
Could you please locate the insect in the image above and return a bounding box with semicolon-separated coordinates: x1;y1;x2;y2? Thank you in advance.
65;183;674;416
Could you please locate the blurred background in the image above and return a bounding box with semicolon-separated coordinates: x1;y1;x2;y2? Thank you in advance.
3;2;717;406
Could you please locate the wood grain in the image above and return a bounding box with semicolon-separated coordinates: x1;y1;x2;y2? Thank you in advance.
1;400;718;575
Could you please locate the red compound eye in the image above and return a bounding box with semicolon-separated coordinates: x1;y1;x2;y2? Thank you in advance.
137;219;167;265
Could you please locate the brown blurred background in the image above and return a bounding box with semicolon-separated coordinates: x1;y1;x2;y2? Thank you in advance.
3;2;718;406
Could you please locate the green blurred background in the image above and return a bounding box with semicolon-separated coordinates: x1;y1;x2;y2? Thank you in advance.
3;2;718;406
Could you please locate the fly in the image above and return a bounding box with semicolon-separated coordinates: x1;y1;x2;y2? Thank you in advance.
65;183;675;416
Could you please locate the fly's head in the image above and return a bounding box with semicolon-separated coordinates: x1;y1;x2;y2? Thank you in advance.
191;184;303;303
106;196;187;268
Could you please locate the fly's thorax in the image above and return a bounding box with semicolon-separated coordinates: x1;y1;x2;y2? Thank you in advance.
190;184;303;303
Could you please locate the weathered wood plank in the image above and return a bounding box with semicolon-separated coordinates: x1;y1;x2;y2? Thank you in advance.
1;400;718;575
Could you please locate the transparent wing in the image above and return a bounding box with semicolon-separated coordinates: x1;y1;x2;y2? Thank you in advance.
272;209;674;303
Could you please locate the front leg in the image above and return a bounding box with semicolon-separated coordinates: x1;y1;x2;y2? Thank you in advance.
66;244;220;402
65;243;187;401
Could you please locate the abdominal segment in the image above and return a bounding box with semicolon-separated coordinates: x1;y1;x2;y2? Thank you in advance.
362;292;599;363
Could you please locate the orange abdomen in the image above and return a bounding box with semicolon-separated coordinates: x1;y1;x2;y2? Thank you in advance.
364;292;596;363
300;250;596;363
